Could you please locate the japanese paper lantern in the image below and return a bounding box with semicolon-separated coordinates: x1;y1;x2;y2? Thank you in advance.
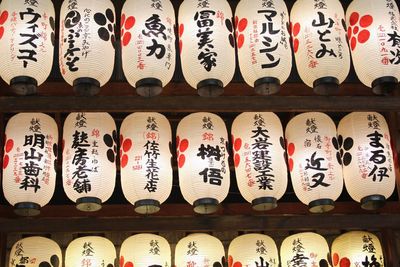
228;234;279;267
121;0;175;97
65;236;116;267
9;236;62;267
337;112;395;210
176;112;230;214
59;0;115;95
346;0;400;95
63;112;117;212
178;0;235;96
3;113;58;216
235;0;292;95
231;112;287;210
0;0;55;95
120;112;172;214
291;0;350;95
285;112;343;213
280;232;330;267
331;231;384;267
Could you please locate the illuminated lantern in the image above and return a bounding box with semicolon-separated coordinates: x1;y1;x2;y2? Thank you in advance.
337;112;395;210
120;112;172;214
178;0;235;96
65;236;116;267
176;112;230;214
121;0;175;97
228;234;279;267
3;113;58;216
231;112;287;210
9;236;62;267
63;112;117;212
346;0;400;95
235;0;291;95
280;232;330;267
290;0;350;95
0;0;55;95
331;231;385;267
285;112;343;213
59;0;116;95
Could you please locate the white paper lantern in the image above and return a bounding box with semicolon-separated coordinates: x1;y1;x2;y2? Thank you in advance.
178;0;235;96
59;0;115;95
66;236;116;267
63;112;117;212
0;0;55;95
176;112;230;214
331;231;384;267
337;112;395;210
228;234;279;267
280;232;330;267
120;112;172;214
9;236;62;267
231;112;287;210
3;113;58;216
235;0;291;95
285;112;343;213
346;0;400;95
291;0;350;94
121;0;175;97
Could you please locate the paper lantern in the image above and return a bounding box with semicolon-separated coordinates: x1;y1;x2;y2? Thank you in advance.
337;112;395;210
285;112;343;213
9;236;62;267
235;0;292;95
291;0;350;94
280;232;330;267
231;112;287;210
3;113;58;216
66;236;116;267
121;0;175;97
120;234;171;267
120;112;172;214
346;0;400;95
59;0;115;95
178;0;235;96
63;112;117;212
331;231;384;267
176;112;230;214
228;234;279;267
0;0;55;95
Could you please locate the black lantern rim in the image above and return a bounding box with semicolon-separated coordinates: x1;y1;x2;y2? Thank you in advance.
14;202;41;217
193;198;219;214
134;199;161;214
309;198;335;213
313;76;339;95
361;194;386;210
73;77;101;96
10;76;38;96
136;78;163;97
251;197;277;211
76;197;102;212
197;79;224;97
371;76;399;96
254;77;280;95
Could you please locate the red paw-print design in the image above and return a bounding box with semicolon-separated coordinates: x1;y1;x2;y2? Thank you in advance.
121;13;135;47
291;22;301;53
235;16;247;49
120;256;133;267
348;12;373;51
120;134;133;168
0;10;8;40
179;23;184;54
287;142;295;172
228;255;243;267
231;135;242;167
332;253;351;267
3;136;13;169
176;136;189;168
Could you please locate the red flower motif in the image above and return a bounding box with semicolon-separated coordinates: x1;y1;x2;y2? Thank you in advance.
287;142;295;172
121;13;135;47
291;22;301;53
120;134;133;168
120;256;134;267
231;135;242;167
235;16;248;49
176;136;189;168
0;10;8;40
3;136;13;169
179;23;184;54
348;12;373;51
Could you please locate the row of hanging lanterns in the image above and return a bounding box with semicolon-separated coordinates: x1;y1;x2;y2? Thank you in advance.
0;0;399;96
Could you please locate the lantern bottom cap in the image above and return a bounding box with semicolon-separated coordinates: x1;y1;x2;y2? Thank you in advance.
10;76;38;96
313;77;339;95
136;78;163;97
193;198;219;214
308;198;335;213
76;197;102;212
134;199;161;214
254;77;280;95
14;202;41;217
372;76;399;96
361;194;386;210
73;78;101;96
251;197;277;211
197;79;224;97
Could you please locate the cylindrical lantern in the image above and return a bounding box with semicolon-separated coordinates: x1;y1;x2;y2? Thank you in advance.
228;234;279;267
63;112;117;212
65;236;116;267
9;236;62;267
120;234;171;267
235;0;292;95
231;112;287;211
176;112;230;214
331;231;384;267
175;233;226;267
0;0;55;95
290;0;350;95
121;0;176;97
120;112;172;214
285;112;343;213
346;0;400;95
3;113;58;216
178;0;236;96
337;112;395;210
280;232;330;267
59;0;115;95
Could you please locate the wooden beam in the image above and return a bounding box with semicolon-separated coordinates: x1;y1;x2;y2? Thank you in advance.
381;229;399;267
0;233;6;267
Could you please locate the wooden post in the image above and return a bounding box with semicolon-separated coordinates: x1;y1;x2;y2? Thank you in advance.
0;233;7;267
381;229;399;266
